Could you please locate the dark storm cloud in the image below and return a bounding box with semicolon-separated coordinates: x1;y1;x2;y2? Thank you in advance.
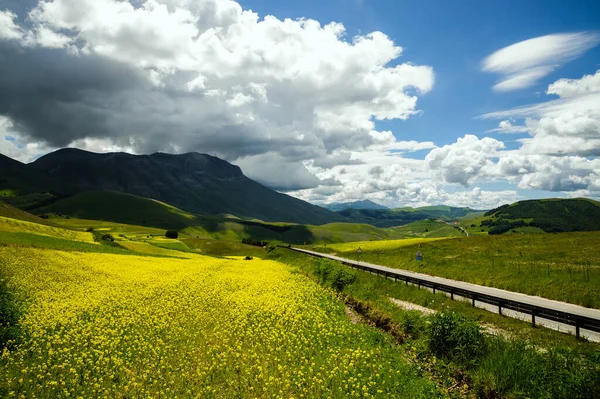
0;42;148;146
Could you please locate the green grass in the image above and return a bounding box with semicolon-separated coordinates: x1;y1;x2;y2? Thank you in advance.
270;248;600;399
312;232;600;309
181;237;268;258
34;191;198;230
33;191;424;244
387;220;465;238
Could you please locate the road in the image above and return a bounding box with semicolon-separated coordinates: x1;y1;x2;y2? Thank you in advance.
292;247;600;340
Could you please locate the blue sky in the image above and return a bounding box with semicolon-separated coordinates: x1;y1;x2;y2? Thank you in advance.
239;0;600;145
1;0;600;209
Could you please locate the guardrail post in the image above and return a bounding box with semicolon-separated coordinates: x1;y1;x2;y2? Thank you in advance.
433;285;436;294
450;290;454;300
576;320;581;339
472;294;476;307
531;309;536;327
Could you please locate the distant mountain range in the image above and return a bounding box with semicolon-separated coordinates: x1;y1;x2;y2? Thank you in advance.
1;149;342;225
323;199;389;212
3;149;598;233
336;206;483;228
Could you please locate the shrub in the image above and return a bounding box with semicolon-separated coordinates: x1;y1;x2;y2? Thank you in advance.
330;267;356;291
242;238;268;247
428;311;484;367
313;260;356;291
165;230;179;239
266;245;276;253
85;227;94;232
101;234;114;242
244;256;253;260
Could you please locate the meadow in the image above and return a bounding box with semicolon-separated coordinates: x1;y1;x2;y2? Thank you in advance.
315;232;600;308
0;241;440;398
270;249;600;399
2;208;600;398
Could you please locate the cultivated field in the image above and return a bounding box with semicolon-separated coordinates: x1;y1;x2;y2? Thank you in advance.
0;238;438;398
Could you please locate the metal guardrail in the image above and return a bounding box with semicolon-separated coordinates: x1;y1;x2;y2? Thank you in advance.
285;247;600;339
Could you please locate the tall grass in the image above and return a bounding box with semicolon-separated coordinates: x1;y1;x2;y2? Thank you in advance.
272;248;600;398
315;232;600;308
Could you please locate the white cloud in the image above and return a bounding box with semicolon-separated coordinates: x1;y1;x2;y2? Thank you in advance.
425;135;505;186
482;32;600;92
485;119;529;134
547;69;600;98
0;10;23;40
1;0;435;194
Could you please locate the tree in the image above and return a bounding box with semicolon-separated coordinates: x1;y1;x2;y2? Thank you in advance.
165;230;179;239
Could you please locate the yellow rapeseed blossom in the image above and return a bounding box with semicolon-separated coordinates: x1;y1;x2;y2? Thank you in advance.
0;217;96;243
0;246;438;398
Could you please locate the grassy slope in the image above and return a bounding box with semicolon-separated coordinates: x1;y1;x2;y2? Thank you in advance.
313;232;600;308
32;191;447;244
473;198;600;234
387;219;465;238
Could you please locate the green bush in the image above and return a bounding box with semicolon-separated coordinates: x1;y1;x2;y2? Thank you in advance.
428;310;484;367
165;230;179;239
101;234;114;242
313;260;356;291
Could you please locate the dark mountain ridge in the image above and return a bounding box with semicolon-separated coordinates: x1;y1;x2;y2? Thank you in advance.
324;199;389;212
5;148;344;225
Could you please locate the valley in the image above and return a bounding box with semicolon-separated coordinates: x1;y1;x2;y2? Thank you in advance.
1;150;600;398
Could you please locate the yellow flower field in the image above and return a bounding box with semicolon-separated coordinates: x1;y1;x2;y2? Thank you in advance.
324;238;451;253
0;247;438;398
0;217;96;244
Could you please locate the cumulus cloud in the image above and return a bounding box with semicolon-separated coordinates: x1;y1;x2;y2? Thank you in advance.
425;135;505;186
0;10;23;40
482;32;600;92
485;120;528;134
0;0;434;193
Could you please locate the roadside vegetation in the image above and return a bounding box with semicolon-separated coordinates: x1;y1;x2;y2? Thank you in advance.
269;249;600;399
312;233;600;308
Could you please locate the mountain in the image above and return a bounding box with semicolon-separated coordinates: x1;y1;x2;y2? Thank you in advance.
481;198;600;234
5;148;343;225
336;206;481;228
324;199;389;212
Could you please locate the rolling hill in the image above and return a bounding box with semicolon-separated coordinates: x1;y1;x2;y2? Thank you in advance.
473;198;600;234
33;191;405;244
336;206;481;227
3;148;344;225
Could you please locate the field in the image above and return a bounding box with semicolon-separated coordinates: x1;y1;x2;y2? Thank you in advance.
0;245;439;398
313;233;600;308
2;209;600;398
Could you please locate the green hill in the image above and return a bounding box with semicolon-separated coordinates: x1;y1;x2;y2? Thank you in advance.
387;219;466;238
0;201;58;226
477;198;600;234
32;190;405;244
337;206;480;227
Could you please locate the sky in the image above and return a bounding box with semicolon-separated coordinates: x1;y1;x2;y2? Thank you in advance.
1;0;600;209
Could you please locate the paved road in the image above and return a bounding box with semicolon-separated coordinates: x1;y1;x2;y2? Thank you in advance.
293;247;600;326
